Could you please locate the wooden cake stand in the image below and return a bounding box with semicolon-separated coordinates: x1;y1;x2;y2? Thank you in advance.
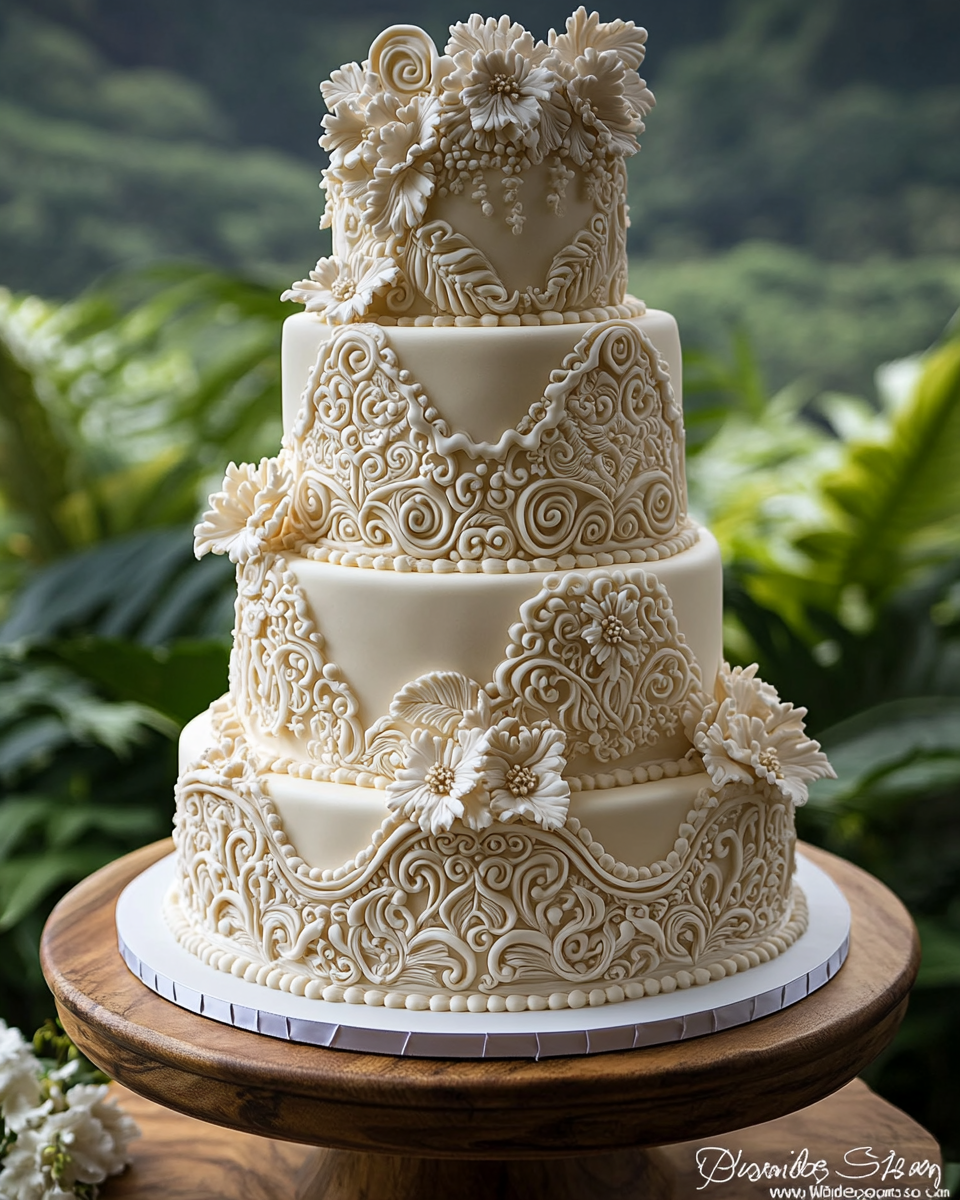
41;841;937;1200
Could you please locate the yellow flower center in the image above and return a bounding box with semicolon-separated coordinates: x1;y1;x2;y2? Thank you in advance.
505;764;538;797
757;748;784;779
424;764;456;795
490;72;521;101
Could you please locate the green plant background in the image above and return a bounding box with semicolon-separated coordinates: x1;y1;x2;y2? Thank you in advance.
1;0;959;1177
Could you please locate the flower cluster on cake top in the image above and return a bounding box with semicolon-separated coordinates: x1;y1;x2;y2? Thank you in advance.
282;8;654;323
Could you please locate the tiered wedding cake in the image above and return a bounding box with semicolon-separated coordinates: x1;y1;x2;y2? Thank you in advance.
169;9;834;1015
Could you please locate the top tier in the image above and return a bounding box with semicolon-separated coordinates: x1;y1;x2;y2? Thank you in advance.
283;9;653;324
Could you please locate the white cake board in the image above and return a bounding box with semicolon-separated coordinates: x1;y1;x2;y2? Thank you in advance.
116;852;849;1059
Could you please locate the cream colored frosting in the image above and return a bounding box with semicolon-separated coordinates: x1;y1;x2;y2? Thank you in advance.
280;304;674;441
171;10;836;1014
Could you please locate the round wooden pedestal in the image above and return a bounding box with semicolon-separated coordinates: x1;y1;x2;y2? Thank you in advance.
41;841;931;1200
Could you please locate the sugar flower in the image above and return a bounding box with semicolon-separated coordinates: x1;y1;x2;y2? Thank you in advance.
459;48;556;141
548;7;649;71
194;457;291;563
685;663;836;806
321;91;402;175
387;727;486;835
445;15;542;62
565;48;642;162
481;718;570;830
365;96;440;238
580;583;646;684
281;255;400;323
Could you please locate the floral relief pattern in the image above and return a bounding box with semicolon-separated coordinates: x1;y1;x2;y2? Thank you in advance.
227;544;701;786
496;569;701;763
171;710;805;1009
282;11;653;321
284;318;688;565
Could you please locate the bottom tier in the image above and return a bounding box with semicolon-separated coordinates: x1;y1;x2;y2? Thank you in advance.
170;704;808;1013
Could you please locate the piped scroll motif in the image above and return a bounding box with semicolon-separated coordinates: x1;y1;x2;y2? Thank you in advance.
280;318;688;564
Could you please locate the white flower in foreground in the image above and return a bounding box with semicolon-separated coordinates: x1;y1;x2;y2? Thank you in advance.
684;663;835;807
0;1084;138;1200
193;457;291;563
387;727;486;834
580;583;645;684
481;718;569;830
281;255;400;324
0;1021;41;1117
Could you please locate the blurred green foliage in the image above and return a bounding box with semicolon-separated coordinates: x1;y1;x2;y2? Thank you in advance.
2;0;959;296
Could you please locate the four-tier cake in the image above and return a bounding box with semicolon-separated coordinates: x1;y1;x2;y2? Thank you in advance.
168;9;834;1016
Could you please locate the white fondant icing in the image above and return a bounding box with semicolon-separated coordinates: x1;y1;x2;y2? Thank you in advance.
280;306;678;448
172;11;836;1019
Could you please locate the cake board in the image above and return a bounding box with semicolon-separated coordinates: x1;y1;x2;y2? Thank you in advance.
115;850;851;1058
41;840;923;1200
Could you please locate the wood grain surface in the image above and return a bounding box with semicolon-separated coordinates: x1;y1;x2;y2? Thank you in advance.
103;1077;941;1200
41;841;920;1158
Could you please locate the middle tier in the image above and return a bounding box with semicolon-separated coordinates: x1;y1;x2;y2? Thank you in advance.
230;526;722;785
278;310;690;568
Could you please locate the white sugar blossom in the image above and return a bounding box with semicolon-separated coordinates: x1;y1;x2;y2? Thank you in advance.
0;1021;41;1118
684;663;836;807
565;48;642;162
320;61;379;111
581;584;646;683
1;1084;138;1200
194;457;291;563
366;96;440;238
446;15;542;62
282;255;400;323
458;48;556;142
387;727;486;834
548;7;649;70
481;718;569;830
320;91;402;176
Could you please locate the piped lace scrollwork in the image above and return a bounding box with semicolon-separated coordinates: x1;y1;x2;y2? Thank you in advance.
228;549;702;785
282;318;687;565
170;709;807;1011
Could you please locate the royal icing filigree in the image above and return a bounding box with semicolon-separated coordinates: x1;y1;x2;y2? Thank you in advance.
683;663;836;807
226;547;701;785
282;319;687;564
497;569;702;763
282;10;653;321
170;709;806;1010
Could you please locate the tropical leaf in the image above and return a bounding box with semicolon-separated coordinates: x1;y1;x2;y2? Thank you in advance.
390;671;478;734
52;637;230;726
796;335;960;601
0;848;117;932
406;221;518;317
0;528;234;645
0;795;58;863
809;697;960;807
